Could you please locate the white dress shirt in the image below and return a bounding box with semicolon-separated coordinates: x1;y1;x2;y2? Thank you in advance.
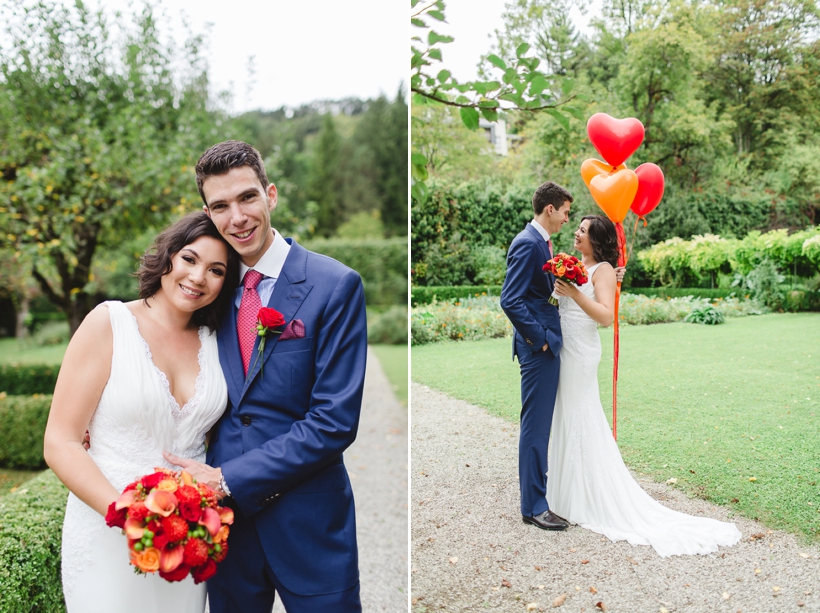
530;219;551;244
234;228;291;308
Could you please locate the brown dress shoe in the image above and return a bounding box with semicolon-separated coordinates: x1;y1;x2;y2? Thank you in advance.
522;510;569;531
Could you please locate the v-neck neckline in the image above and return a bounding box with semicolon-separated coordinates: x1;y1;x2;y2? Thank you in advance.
125;306;205;413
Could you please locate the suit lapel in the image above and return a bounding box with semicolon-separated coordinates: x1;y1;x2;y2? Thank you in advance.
525;223;551;263
217;300;244;408
239;239;314;402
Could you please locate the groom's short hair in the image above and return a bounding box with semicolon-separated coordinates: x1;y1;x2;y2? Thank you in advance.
195;140;270;205
532;181;573;215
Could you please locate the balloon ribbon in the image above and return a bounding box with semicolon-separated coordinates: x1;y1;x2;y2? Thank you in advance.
613;221;628;441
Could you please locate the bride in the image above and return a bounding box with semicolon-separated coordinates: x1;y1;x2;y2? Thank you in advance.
44;212;238;611
547;215;741;556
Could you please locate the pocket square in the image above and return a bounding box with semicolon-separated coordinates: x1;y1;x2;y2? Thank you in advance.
279;319;305;340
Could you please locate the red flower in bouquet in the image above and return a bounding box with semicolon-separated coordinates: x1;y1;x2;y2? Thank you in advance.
542;253;590;305
251;307;286;376
106;468;235;584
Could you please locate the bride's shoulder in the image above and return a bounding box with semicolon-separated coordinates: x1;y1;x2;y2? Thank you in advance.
590;261;615;282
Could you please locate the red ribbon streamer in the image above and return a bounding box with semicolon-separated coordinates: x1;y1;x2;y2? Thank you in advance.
613;221;628;441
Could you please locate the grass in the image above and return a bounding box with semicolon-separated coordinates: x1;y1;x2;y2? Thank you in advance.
371;344;408;406
0;468;44;496
0;338;67;365
412;313;820;543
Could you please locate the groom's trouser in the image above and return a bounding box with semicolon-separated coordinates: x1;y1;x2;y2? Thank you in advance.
207;514;361;613
516;336;560;517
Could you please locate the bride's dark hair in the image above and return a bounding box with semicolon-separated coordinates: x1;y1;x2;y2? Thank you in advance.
581;215;619;267
137;212;239;330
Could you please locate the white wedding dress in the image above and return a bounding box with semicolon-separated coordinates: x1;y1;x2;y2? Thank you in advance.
61;301;228;612
547;264;741;556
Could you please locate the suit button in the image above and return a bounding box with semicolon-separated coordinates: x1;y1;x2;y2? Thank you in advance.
241;416;252;426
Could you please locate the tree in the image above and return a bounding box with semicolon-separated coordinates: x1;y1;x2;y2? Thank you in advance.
0;1;215;333
307;113;343;237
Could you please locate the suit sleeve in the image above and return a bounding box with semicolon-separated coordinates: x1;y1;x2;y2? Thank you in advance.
500;238;558;354
221;269;368;517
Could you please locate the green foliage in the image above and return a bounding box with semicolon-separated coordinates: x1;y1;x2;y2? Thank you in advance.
625;287;741;300
472;246;508;286
684;304;726;325
638;227;820;288
411;295;512;345
733;259;786;308
0;470;67;613
411;285;503;307
0;395;52;469
0;365;59;395
305;238;407;306
31;322;69;347
0;1;216;332
367;306;408;345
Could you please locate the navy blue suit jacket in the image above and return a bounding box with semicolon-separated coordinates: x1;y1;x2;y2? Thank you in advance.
500;223;562;358
207;238;368;596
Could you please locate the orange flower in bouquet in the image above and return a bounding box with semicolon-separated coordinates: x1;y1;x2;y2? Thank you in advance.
542;253;589;305
105;468;234;583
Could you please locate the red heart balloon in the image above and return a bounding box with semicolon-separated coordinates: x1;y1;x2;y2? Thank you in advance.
587;113;645;167
631;163;665;217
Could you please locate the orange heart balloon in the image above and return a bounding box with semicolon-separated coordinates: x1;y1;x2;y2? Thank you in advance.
588;168;638;223
580;158;626;188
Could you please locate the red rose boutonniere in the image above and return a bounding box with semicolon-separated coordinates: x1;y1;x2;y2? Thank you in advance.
250;307;286;376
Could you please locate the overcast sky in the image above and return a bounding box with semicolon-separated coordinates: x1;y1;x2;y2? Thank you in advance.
29;0;407;114
421;0;601;82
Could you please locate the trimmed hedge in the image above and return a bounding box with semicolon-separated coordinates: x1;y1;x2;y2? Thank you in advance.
625;287;741;300
367;305;408;345
0;364;60;396
411;285;502;307
306;237;408;306
0;470;67;613
0;395;52;469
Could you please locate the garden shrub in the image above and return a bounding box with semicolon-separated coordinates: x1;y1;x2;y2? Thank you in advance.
305;238;408;306
0;470;67;613
684;305;725;325
411;295;513;344
32;321;70;347
412;285;503;307
367;306;408;345
0;364;60;395
624;287;740;300
0;394;52;469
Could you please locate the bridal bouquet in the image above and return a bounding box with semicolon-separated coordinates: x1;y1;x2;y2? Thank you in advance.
543;253;589;305
105;468;234;583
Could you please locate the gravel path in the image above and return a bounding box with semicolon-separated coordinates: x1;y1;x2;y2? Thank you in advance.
272;347;408;612
411;383;820;613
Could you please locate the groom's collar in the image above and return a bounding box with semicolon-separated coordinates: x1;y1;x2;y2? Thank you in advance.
239;228;291;282
530;219;550;242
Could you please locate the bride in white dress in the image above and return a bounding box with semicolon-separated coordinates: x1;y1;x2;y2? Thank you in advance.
44;212;238;612
547;215;741;557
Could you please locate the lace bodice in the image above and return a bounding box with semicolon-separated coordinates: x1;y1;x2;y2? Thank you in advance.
557;262;603;366
61;300;228;601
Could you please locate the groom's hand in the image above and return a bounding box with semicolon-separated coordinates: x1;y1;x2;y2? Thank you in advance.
163;451;224;498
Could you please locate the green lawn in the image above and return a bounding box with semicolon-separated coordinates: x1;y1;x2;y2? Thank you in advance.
412;313;820;543
371;344;408;406
0;338;68;365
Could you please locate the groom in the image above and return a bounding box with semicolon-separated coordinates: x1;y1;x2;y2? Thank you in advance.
500;181;573;532
165;140;368;612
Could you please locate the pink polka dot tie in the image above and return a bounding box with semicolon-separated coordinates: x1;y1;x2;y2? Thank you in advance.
548;238;554;258
237;269;264;375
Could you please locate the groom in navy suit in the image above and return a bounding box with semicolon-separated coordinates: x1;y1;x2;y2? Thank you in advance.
500;181;573;532
166;140;367;612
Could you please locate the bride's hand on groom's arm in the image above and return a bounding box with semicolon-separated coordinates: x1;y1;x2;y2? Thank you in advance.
163;451;226;499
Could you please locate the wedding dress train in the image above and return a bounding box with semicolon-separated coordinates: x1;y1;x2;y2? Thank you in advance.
60;301;228;611
547;264;741;556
